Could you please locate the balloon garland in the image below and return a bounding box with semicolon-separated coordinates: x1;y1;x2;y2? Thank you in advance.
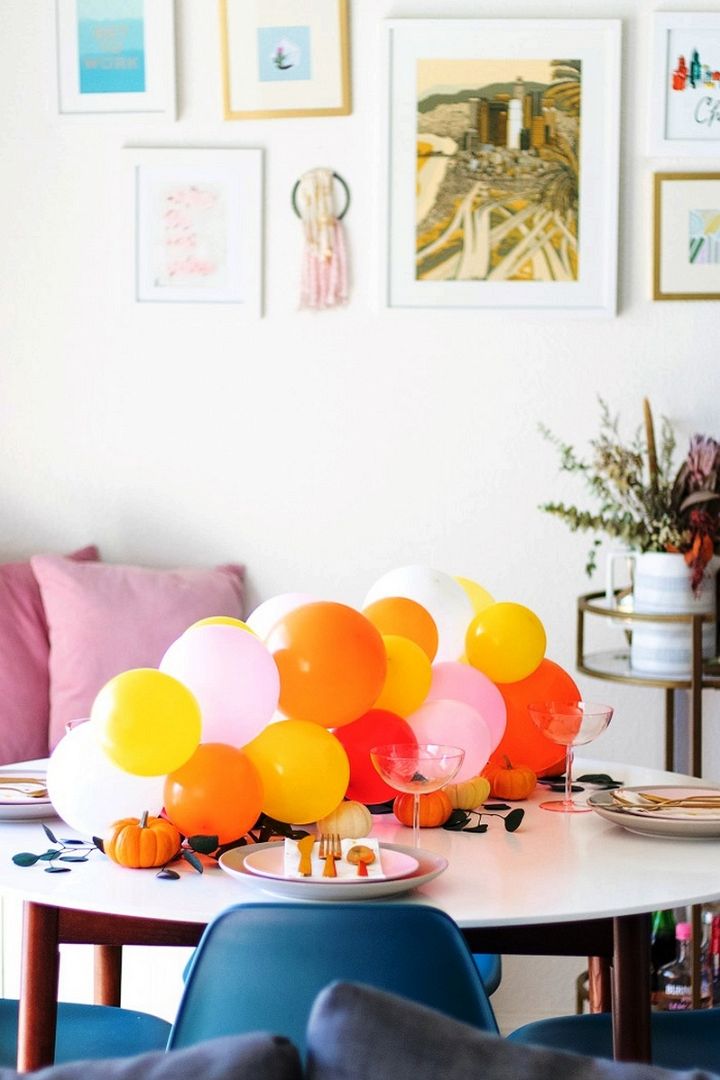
46;564;582;842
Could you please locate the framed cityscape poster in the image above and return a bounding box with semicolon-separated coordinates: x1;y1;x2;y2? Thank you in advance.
55;0;176;117
131;148;263;314
384;19;621;316
220;0;351;119
650;13;720;156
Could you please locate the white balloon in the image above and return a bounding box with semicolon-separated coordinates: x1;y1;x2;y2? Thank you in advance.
245;592;318;640
46;722;166;838
363;566;474;662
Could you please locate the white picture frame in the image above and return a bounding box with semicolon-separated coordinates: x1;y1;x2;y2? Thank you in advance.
56;0;176;117
131;148;263;314
384;19;621;318
650;13;720;157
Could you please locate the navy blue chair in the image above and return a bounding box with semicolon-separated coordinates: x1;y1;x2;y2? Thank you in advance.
0;1000;170;1067
168;902;499;1055
474;953;502;995
508;1009;720;1072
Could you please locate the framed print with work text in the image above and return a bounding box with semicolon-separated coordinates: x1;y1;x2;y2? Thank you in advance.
654;172;720;301
650;14;720;156
220;0;351;119
131;148;263;315
56;0;176;117
384;19;621;317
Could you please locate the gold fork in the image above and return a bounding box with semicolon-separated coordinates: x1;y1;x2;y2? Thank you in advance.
319;833;341;877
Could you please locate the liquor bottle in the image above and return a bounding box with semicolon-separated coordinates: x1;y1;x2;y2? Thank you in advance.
690;50;702;88
655;922;712;1010
650;909;676;1005
707;912;720;1005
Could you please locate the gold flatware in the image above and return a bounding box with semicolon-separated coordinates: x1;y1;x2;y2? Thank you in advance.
611;791;720;811
319;833;341;878
0;777;48;798
296;834;315;877
347;844;375;877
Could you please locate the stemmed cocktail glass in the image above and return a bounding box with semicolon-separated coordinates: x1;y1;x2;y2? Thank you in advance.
528;702;614;813
370;743;465;847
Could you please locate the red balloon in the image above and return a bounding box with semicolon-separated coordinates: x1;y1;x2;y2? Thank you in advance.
266;602;387;728
335;709;417;804
489;659;581;773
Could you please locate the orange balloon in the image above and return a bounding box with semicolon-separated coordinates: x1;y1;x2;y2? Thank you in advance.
488;659;581;773
362;597;439;661
164;743;264;844
266;602;387;728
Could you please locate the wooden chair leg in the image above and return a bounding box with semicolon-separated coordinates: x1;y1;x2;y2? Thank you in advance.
94;944;123;1006
588;955;612;1012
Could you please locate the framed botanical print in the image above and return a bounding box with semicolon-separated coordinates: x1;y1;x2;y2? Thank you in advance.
131;148;263;314
384;19;621;317
654;173;720;301
650;13;720;156
55;0;176;117
219;0;351;120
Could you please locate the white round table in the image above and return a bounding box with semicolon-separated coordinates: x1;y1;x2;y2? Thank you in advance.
2;758;719;1069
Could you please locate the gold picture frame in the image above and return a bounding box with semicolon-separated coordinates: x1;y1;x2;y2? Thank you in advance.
654;172;720;301
219;0;351;120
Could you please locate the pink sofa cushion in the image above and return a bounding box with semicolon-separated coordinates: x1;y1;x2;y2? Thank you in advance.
31;556;246;750
0;546;99;765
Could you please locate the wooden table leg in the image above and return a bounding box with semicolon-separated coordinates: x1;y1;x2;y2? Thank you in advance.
18;902;61;1072
94;944;123;1006
612;913;651;1062
587;956;611;1012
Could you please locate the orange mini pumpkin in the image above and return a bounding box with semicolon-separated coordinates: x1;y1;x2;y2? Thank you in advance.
393;789;453;828
483;757;537;801
104;811;181;869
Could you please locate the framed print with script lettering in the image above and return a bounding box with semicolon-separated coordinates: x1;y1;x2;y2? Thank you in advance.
651;13;720;155
131;148;263;314
384;19;621;317
55;0;176;117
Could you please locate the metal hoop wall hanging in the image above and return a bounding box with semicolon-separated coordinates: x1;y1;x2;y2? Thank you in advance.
291;171;351;220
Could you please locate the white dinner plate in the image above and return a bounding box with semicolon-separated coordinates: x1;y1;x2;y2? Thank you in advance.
243;845;419;884
588;786;720;839
219;841;447;900
0;771;54;821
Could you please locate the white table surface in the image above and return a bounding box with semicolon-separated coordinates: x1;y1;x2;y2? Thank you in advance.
1;758;720;929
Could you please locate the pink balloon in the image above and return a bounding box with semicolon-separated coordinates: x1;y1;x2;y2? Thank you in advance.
406;699;492;781
427;662;507;753
245;593;318;640
160;624;280;747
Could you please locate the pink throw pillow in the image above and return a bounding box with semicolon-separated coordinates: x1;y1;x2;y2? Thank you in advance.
0;546;99;765
31;555;246;750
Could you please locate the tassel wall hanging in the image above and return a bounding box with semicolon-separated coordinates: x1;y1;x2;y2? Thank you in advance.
292;168;350;310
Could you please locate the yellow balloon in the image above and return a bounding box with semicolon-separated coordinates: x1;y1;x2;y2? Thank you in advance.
189;616;256;635
455;576;495;616
465;602;547;684
91;668;202;777
244;720;349;824
374;634;432;717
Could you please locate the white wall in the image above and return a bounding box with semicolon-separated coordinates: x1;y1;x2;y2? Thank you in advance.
2;0;720;1033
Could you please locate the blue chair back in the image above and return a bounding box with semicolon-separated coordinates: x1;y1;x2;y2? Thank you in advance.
168;902;498;1055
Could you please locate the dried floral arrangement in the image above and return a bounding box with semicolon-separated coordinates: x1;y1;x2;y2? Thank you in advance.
539;398;720;591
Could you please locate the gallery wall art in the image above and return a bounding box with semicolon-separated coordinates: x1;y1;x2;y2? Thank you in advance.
131;148;263;314
650;13;720;156
383;19;621;316
654;172;720;300
219;0;351;119
55;0;176;117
